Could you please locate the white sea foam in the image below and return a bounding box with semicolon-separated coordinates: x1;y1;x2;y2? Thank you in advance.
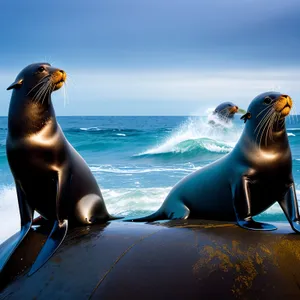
90;164;200;174
0;185;171;244
80;127;102;131
138;115;242;155
1;184;299;244
103;187;171;216
0;186;20;244
287;132;296;136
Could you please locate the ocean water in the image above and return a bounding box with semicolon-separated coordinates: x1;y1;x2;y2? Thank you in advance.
1;114;300;243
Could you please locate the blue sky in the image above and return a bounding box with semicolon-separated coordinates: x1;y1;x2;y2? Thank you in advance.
1;0;300;115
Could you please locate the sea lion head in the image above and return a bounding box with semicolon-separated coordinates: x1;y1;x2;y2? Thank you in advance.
240;92;292;145
214;102;239;120
6;63;67;102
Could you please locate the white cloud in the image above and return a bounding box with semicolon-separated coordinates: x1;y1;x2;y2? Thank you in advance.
1;68;300;115
65;68;300;101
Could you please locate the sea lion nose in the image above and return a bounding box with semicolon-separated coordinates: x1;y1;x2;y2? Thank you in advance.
59;70;67;81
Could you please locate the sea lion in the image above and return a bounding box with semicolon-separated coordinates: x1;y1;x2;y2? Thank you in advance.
0;63;117;276
129;92;300;233
208;102;245;125
214;102;239;120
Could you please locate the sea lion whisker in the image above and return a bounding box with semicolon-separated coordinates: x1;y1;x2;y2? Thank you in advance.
32;78;51;103
266;112;277;145
33;83;47;103
256;103;274;118
287;104;294;124
26;79;47;98
64;73;76;87
270;112;280;141
41;81;53;105
31;80;48;102
260;108;276;134
39;79;53;104
260;111;274;148
271;112;279;139
264;116;272;147
254;106;274;134
42;81;54;105
51;80;56;92
217;107;231;119
34;81;51;104
256;108;276;147
26;75;51;97
224;109;232;117
266;114;274;144
256;104;273;118
62;83;69;106
260;112;275;148
49;82;56;104
255;106;274;132
291;103;298;123
222;109;232;121
276;112;281;128
270;113;279;140
218;107;229;114
286;114;292;124
47;82;55;103
220;112;229;122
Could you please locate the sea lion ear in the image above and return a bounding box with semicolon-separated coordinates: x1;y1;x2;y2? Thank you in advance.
240;112;251;123
6;79;23;91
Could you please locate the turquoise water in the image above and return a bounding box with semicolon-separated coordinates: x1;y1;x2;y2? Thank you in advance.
1;114;300;242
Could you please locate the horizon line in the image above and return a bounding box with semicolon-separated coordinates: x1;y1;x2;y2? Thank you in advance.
0;114;239;118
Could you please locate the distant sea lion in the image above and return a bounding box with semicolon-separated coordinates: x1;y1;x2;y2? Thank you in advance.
129;92;300;233
208;102;245;125
0;63;118;276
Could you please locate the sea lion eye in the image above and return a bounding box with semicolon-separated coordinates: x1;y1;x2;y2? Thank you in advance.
264;97;272;104
37;66;45;73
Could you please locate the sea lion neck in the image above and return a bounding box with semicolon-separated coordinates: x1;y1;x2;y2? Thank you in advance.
246;117;287;148
7;92;57;138
232;120;290;162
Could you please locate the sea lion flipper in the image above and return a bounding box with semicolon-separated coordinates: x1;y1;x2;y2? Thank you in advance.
28;172;70;276
278;184;300;233
126;200;190;222
168;202;190;220
237;219;277;231
15;182;33;226
233;178;277;231
28;219;68;276
0;182;33;272
0;223;31;273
